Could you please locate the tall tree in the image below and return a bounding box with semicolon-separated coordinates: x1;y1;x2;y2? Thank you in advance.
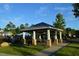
20;23;28;29
20;24;25;29
4;21;16;35
53;13;65;30
4;21;16;31
25;23;28;28
72;3;79;18
15;27;20;34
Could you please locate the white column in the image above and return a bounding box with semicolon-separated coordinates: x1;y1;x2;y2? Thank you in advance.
59;31;62;40
54;31;58;45
47;29;51;40
33;31;36;40
32;31;37;45
39;35;42;39
47;29;51;47
39;35;42;42
55;31;57;40
23;32;26;44
59;31;63;43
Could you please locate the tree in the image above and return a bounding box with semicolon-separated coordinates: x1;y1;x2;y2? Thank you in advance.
4;21;16;35
53;13;65;30
66;28;71;33
4;21;16;31
15;27;20;34
20;24;25;29
72;3;79;18
20;23;28;29
66;27;76;38
25;23;28;28
53;13;66;39
0;28;2;30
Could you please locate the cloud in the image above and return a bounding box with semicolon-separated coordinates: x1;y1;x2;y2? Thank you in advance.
54;7;73;15
54;7;72;11
35;6;49;19
54;7;67;11
54;6;73;16
0;4;11;13
8;16;24;23
3;4;10;11
37;7;47;14
35;7;49;16
0;16;24;27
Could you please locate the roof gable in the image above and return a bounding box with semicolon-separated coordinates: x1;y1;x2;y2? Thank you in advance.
31;22;53;28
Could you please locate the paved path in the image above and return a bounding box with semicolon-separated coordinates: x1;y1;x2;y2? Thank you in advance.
34;43;68;56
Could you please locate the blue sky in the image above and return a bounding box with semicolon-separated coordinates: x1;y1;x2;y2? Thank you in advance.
0;3;79;29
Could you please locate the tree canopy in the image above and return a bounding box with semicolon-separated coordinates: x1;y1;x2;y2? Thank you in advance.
20;23;28;29
66;28;76;34
72;3;79;18
4;21;16;31
20;24;25;29
53;13;65;30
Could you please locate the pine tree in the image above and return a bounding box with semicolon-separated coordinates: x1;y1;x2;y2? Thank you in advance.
20;24;25;29
4;21;16;35
20;23;28;29
4;21;16;31
53;13;65;30
15;27;20;34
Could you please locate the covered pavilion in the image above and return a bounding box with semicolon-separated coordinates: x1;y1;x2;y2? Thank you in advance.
21;22;63;47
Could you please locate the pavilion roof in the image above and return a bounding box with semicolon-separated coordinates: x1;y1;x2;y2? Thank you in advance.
21;22;63;32
31;22;53;28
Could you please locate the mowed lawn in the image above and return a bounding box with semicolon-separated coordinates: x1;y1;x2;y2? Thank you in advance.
55;43;79;56
0;45;47;56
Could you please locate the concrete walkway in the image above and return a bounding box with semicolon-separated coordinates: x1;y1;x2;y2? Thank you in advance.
34;43;68;56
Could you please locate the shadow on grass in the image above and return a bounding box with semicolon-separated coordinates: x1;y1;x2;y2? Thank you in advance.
11;44;46;56
65;46;79;49
12;47;33;56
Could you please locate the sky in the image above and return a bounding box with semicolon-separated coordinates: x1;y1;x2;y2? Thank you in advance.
0;3;79;29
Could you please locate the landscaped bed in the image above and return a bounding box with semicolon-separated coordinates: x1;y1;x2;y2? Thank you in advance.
55;43;79;56
0;45;47;56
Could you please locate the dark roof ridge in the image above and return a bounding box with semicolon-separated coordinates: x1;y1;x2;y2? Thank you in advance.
30;22;53;27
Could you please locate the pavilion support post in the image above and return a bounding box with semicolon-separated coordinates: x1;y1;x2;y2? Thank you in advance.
59;31;63;43
24;39;26;45
54;31;58;45
47;29;51;47
32;31;37;46
39;35;42;42
23;32;26;45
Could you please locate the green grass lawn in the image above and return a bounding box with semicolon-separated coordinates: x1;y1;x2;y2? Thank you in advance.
0;45;47;56
55;43;79;56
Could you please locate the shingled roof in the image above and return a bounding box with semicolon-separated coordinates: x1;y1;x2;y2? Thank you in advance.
30;22;53;28
21;22;63;31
